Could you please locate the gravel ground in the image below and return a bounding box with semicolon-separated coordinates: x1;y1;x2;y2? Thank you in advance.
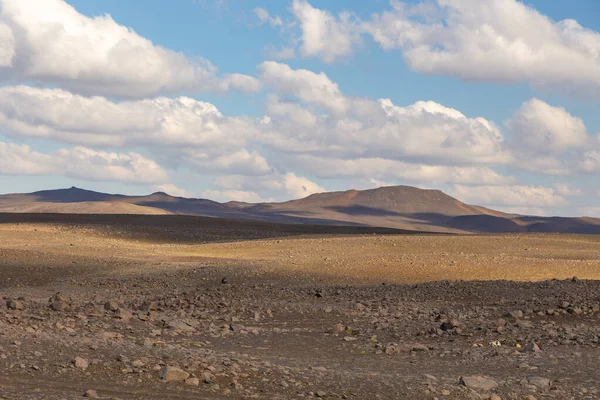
1;215;599;400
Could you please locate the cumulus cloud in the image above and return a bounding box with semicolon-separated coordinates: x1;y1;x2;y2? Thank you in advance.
506;98;595;175
292;155;512;185
259;61;348;114
508;99;589;153
0;86;280;179
580;151;600;173
449;185;568;208
0;86;269;171
213;174;284;192
3;61;593;204
283;172;325;198
553;183;584;197
274;0;600;96
258;63;509;166
201;189;269;203
0;0;260;97
0;141;169;184
366;0;600;96
254;8;283;27
183;149;271;176
208;172;325;201
290;0;361;63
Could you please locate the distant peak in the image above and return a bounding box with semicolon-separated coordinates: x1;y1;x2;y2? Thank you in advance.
63;186;91;192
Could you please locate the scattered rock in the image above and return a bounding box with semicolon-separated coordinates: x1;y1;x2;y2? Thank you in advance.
330;323;345;334
202;373;213;384
185;377;200;386
440;319;460;331
84;389;98;398
459;376;498;390
159;366;190;382
6;299;23;310
74;357;89;370
104;300;119;312
116;308;132;321
509;310;524;319
527;376;550;388
167;319;196;332
524;342;541;353
49;293;69;311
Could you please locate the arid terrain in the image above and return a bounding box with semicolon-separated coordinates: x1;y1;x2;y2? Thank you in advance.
1;214;600;399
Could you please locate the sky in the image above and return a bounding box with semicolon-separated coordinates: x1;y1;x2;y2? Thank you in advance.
0;0;599;217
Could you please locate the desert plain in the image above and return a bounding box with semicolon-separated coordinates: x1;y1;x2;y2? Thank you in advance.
1;214;600;399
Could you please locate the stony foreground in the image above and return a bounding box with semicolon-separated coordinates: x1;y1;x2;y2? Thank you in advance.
1;216;600;399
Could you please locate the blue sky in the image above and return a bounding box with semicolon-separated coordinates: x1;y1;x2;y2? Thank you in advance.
0;0;599;216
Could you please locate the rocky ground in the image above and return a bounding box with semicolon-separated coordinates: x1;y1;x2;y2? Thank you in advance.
1;215;600;399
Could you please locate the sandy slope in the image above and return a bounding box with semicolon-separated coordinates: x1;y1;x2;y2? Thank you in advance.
0;201;170;215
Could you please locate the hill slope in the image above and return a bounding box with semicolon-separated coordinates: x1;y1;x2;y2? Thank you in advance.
0;201;170;215
240;186;512;232
0;185;599;234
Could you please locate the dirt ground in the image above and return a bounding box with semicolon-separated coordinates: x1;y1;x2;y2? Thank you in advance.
1;215;599;399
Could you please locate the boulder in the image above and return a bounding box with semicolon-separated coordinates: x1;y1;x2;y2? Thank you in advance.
159;366;190;382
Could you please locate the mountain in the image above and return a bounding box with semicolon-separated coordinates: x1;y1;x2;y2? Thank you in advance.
238;186;512;232
1;185;599;234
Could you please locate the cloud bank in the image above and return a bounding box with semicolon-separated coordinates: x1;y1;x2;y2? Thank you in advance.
0;0;260;97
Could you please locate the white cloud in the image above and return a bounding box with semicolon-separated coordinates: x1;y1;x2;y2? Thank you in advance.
0;21;14;67
505;99;595;175
283;172;325;199
508;98;589;153
581;207;600;218
184;149;271;175
0;142;52;175
2;60;592;205
292;155;512;185
257;64;509;166
209;172;324;201
201;189;267;203
0;141;169;184
553;183;584;197
0;85;256;153
254;8;283;27
275;0;600;96
290;0;361;63
258;61;348;114
0;85;278;177
213;174;284;192
370;0;600;96
580;151;600;173
0;0;260;97
449;184;568;208
265;94;318;126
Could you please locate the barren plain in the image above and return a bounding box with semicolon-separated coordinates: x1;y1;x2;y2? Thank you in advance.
1;214;600;399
